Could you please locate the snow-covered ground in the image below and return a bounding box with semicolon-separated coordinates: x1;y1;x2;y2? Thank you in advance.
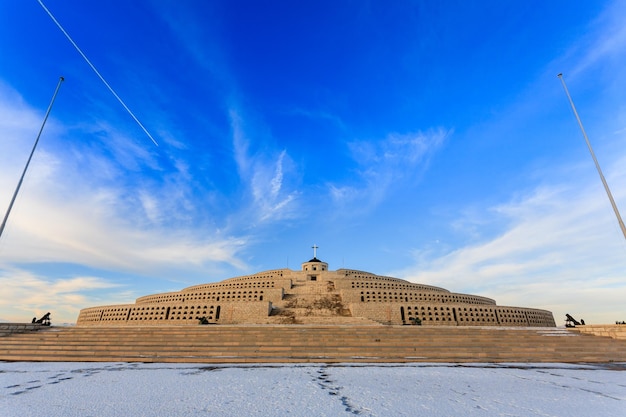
1;362;624;416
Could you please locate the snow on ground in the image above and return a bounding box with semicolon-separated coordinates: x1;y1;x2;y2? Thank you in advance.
1;362;625;417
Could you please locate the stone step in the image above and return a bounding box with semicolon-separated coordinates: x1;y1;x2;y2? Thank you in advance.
0;328;591;344
0;326;574;339
1;325;626;363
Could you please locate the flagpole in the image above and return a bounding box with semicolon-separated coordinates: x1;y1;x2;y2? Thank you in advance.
557;73;626;241
0;76;65;240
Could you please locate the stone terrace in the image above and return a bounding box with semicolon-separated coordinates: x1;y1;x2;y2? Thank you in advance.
1;324;626;363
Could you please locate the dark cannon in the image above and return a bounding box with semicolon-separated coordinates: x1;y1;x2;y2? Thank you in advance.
565;313;584;327
197;316;213;325
32;312;51;326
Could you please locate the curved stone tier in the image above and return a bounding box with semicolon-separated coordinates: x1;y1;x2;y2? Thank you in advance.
77;259;556;327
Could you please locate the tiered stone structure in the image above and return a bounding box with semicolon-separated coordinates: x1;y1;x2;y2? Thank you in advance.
4;325;626;363
77;258;556;327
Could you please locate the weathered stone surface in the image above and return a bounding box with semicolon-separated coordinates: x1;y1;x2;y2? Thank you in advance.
77;258;556;327
571;324;626;340
3;325;626;363
0;323;46;337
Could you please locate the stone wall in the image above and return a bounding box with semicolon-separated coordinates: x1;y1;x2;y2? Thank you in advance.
0;323;48;336
570;324;626;340
136;283;285;304
336;270;449;293
349;302;555;327
341;288;496;305
77;301;271;326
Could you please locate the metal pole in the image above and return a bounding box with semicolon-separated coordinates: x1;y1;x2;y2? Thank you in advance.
557;73;626;241
0;76;65;240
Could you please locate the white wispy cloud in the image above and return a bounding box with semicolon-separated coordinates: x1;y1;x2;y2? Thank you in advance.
229;108;301;224
0;83;61;192
566;0;626;78
394;155;626;324
0;83;257;322
392;1;626;325
0;85;249;270
252;150;300;222
154;2;232;88
0;267;121;323
288;107;348;131
0;176;249;273
330;128;450;210
230;109;251;178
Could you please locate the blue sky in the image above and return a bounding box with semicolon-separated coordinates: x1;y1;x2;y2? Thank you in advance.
1;1;625;325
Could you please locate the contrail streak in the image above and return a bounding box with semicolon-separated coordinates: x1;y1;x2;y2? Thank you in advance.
37;0;159;147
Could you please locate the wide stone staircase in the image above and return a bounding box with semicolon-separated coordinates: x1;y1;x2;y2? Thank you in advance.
1;324;626;363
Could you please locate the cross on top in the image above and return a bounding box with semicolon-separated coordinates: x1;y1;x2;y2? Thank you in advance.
312;244;319;259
